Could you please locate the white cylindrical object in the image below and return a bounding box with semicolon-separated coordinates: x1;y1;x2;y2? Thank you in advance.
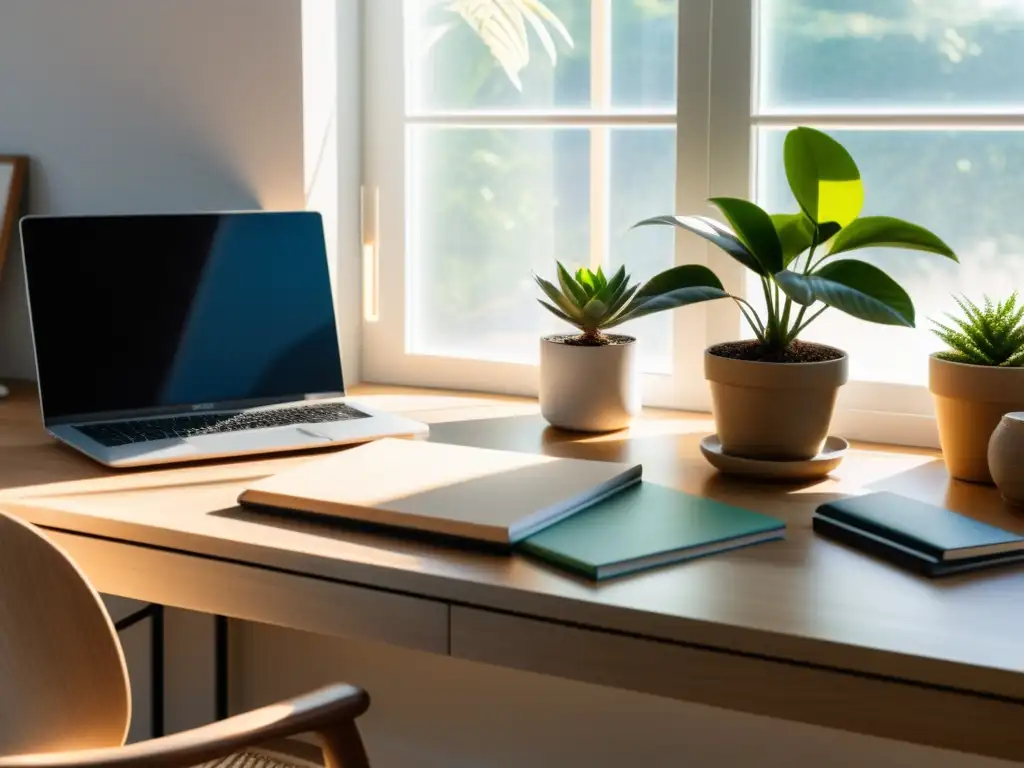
539;335;640;432
988;413;1024;505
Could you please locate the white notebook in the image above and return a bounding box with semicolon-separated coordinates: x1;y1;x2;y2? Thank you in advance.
238;438;642;545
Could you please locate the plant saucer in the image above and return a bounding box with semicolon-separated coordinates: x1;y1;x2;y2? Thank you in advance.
700;435;848;482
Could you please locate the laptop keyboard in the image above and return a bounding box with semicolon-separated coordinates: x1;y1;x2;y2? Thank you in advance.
75;402;371;447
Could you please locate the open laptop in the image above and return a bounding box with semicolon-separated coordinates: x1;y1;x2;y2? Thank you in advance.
20;211;428;468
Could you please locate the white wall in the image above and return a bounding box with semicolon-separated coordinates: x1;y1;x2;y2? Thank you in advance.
0;0;306;380
0;0;306;741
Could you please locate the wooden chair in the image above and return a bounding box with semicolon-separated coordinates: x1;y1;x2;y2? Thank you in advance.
0;511;372;768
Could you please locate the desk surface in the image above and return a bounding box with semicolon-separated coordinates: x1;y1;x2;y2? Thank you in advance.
1;382;1022;703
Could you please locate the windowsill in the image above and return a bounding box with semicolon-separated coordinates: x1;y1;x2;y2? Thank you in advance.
350;381;942;457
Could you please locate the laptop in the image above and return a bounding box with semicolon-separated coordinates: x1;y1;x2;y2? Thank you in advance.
19;211;428;468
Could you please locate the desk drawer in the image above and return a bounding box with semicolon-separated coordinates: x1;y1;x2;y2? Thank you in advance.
48;530;449;655
450;606;1024;761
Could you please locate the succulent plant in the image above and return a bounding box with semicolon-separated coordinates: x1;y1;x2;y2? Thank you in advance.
534;262;726;344
932;293;1024;367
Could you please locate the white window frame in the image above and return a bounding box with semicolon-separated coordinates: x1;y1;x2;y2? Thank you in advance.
363;0;721;411
362;0;983;448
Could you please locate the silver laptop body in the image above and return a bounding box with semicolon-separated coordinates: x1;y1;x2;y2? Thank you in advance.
20;211;427;468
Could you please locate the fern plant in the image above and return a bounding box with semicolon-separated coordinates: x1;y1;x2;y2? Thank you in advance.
534;262;726;345
932;293;1024;367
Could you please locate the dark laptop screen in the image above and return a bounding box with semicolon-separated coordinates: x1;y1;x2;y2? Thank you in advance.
21;211;344;421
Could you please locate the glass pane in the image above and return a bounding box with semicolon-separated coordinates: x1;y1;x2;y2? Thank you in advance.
409;127;590;361
754;128;1024;385
759;0;1024;111
608;128;677;373
612;0;678;108
407;0;590;112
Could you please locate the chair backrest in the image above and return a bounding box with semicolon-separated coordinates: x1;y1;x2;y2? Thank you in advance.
0;512;130;756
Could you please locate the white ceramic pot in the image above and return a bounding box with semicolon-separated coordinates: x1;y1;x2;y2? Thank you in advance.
988;412;1024;506
539;334;640;432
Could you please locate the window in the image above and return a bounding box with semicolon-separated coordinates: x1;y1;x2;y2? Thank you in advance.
750;0;1024;444
363;1;1024;445
363;0;696;406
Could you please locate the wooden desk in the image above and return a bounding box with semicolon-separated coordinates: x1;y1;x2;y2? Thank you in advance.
1;383;1022;759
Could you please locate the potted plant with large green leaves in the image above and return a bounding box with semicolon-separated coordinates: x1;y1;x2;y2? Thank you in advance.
534;262;725;432
636;127;957;461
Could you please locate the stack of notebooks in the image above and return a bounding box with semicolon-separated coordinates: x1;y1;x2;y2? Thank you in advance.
239;438;786;580
813;491;1024;577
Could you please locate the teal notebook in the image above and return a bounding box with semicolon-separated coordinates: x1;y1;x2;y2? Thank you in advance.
518;483;785;580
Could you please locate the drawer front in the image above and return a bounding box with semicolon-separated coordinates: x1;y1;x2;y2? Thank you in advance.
451;606;1024;761
49;530;449;655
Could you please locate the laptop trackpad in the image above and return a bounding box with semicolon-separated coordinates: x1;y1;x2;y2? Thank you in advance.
185;426;330;451
295;426;333;441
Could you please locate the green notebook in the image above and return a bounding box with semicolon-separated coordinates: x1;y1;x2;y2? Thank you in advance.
518;483;785;580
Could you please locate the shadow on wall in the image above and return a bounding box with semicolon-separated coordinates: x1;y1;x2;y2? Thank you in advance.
24;149;261;220
0;147;264;384
0;0;307;380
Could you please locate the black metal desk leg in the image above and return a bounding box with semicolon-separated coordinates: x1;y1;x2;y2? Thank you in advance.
114;603;165;738
215;614;229;720
151;605;165;737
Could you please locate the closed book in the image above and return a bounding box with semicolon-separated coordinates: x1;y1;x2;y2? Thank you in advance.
815;491;1024;562
238;437;641;546
812;516;1024;577
519;482;785;581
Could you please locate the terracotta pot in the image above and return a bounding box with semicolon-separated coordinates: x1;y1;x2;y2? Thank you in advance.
704;344;849;461
539;334;640;432
929;354;1024;484
988;413;1024;506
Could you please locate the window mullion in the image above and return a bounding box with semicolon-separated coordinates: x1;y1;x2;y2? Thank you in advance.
405;112;676;125
754;113;1024;129
665;0;715;409
706;0;755;346
589;0;611;271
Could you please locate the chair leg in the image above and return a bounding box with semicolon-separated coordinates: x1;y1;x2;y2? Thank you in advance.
318;722;371;768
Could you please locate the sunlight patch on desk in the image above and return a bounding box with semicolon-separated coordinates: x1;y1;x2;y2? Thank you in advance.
0;452;314;500
397;403;541;425
352;393;529;412
573;415;716;443
9;492;436;574
786;449;936;496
